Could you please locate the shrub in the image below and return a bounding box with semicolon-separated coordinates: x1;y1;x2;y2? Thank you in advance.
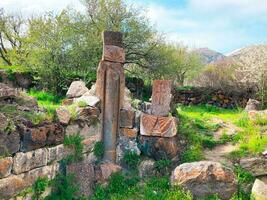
63;134;84;163
32;177;49;200
45;173;83;200
155;159;172;175
181;145;204;163
93;141;104;159
123;151;140;170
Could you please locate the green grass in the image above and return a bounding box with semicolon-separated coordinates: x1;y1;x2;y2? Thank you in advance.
178;104;267;161
91;173;193;200
28;89;64;120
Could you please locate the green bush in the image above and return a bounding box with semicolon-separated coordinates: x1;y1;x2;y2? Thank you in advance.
123;151;140;170
45;173;84;200
63;134;84;163
93;141;104;159
32;177;49;200
155;159;172;175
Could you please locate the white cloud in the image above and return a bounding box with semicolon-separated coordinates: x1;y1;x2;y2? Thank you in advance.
189;0;267;17
146;4;199;31
0;0;84;15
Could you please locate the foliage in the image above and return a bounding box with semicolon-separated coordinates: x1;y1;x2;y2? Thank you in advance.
45;173;84;200
155;159;172;175
32;177;49;200
233;166;255;200
181;144;204;163
0;9;27;66
123;151;140;170
63;134;84;163
91;174;193;200
93;141;104;159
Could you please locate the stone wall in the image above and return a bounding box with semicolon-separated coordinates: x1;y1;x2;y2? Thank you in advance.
0;82;101;199
173;87;252;108
0;70;33;89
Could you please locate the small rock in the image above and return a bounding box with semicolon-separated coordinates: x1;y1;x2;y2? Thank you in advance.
66;81;89;98
99;163;122;182
0;157;13;178
138;159;155;178
245;99;261;111
74;95;100;107
170;161;237;200
240;157;267;176
56;107;71;124
252;179;267;200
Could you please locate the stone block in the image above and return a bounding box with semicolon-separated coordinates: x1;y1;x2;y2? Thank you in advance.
56;106;71;124
0;131;20;156
103;31;123;47
139;136;179;160
103;45;125;63
65;124;81;136
0;163;59;200
120;128;137;138
66;81;89;98
120;109;135;128
0;157;13;178
82;134;101;153
151;80;172;116
140;114;177;137
13;148;48;174
21;123;64;151
67;163;95;198
74;95;100;107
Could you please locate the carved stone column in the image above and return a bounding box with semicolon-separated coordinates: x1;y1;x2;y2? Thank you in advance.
96;31;125;162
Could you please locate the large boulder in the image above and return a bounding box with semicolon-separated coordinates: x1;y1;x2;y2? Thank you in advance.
74;95;100;107
170;161;237;200
251;179;267;200
66;81;89;98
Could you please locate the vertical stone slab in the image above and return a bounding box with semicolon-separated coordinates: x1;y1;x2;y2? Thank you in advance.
96;31;125;162
151;80;172;116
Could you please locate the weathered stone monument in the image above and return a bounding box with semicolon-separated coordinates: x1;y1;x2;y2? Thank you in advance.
96;31;125;162
139;80;178;159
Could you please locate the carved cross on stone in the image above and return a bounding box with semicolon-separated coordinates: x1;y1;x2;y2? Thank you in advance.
96;31;125;162
151;80;172;116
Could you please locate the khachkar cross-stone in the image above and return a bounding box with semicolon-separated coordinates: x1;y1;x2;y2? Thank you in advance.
96;31;125;162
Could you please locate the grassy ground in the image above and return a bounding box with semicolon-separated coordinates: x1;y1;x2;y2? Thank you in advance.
27;89;63;120
178;104;267;162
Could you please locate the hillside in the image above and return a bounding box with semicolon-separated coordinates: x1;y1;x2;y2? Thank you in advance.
194;47;226;64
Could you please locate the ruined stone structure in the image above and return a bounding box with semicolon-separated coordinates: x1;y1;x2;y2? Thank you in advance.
139;80;179;159
96;31;125;162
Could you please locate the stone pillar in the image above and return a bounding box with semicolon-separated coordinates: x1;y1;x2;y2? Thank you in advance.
96;31;125;162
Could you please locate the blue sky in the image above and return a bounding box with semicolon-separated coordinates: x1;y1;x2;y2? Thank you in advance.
1;0;267;54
